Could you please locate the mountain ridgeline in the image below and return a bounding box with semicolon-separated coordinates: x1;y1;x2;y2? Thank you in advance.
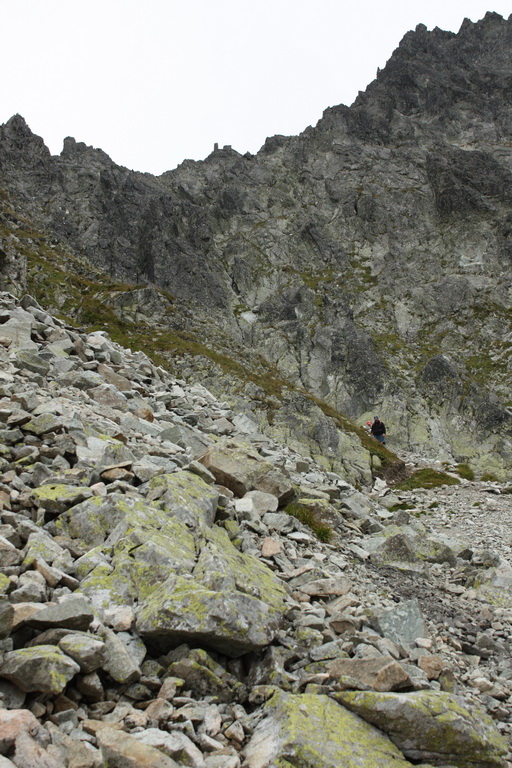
1;11;512;478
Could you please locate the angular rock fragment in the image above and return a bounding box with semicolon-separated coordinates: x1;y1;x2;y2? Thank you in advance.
327;657;412;692
96;728;181;768
31;483;93;514
22;413;65;435
98;626;142;684
198;441;273;497
375;598;429;647
58;633;107;672
26;596;94;631
0;708;49;753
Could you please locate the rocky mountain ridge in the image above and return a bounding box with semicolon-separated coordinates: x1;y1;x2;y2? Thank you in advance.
1;290;512;767
1;11;512;476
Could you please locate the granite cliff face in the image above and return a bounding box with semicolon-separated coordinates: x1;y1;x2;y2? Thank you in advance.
1;11;512;476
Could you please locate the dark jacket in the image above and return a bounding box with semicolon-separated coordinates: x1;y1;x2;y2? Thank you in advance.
371;420;386;436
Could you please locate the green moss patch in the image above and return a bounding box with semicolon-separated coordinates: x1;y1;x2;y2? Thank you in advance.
394;468;460;491
284;502;333;542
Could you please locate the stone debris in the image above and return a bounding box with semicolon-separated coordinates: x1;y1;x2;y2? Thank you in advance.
0;293;511;766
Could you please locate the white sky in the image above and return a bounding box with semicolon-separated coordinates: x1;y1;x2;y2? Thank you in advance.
1;1;511;174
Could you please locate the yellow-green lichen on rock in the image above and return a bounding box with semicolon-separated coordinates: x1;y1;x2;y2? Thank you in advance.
473;560;512;609
146;470;219;526
242;690;414;767
334;689;508;767
0;645;80;694
31;483;92;514
135;552;288;657
57;480;288;657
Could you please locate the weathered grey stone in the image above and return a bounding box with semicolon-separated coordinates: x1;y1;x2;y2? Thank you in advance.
131;456;165;483
22;532;67;567
0;537;20;567
98;627;141;684
145;471;218;527
12;731;61;768
237;490;279;515
61;370;104;389
298;576;352;598
261;512;296;533
0;679;25;711
89;385;129;411
198;441;273;497
31;483;93;514
58;633;107;672
327;657;412;692
135;523;288;657
0;311;36;350
340;491;374;519
133;728;206;767
252;470;295;505
0;708;49;753
97;363;133;391
96;728;181;768
26;596;94;631
15;349;50;376
375;599;429;647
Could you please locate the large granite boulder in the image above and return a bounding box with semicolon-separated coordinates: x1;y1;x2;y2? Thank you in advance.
56;475;289;657
243;690;414;767
335;689;508;767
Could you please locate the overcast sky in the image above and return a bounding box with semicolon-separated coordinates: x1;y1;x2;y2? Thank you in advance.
1;1;511;175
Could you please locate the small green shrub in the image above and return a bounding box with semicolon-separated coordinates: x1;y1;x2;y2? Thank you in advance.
481;472;499;482
394;468;460;491
456;463;475;481
284;502;333;543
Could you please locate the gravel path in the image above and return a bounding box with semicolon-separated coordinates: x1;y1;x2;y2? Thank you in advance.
390;472;512;564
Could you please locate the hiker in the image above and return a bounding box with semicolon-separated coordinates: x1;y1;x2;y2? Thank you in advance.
364;420;372;434
371;415;386;445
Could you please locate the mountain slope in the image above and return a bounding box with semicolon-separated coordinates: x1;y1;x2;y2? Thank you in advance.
1;11;512;475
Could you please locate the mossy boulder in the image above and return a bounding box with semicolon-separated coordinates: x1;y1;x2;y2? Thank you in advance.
243;690;414;767
146;471;219;526
57;478;288;657
136;524;288;657
0;645;80;694
31;483;93;514
335;689;508;767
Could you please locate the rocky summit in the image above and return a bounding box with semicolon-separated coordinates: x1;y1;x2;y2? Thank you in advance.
1;9;512;768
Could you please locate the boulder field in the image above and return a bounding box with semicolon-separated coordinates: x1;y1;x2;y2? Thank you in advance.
0;290;511;767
